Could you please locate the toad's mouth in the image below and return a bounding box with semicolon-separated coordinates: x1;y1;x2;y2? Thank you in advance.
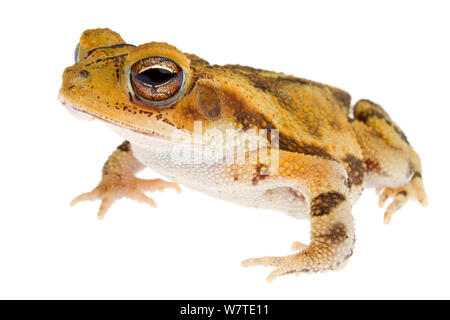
58;94;178;139
58;94;207;153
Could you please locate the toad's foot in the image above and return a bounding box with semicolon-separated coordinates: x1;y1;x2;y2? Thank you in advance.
377;173;428;224
242;241;353;283
243;220;354;282
242;245;309;282
70;141;181;219
71;177;181;219
242;252;314;283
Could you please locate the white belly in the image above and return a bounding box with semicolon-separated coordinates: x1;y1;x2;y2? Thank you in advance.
131;141;309;219
109;124;309;219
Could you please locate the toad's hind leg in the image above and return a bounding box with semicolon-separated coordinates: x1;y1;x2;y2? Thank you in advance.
351;100;427;223
242;156;355;282
243;190;355;282
70;141;181;219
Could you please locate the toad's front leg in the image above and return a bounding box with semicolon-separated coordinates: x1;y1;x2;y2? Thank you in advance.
242;157;355;282
71;141;181;219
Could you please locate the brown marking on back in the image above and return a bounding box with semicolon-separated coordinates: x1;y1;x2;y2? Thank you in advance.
225;64;351;115
222;89;274;131
342;154;365;187
278;134;336;161
222;89;338;162
311;192;346;217
225;65;311;113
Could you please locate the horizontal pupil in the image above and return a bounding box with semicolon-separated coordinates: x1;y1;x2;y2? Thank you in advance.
136;68;176;86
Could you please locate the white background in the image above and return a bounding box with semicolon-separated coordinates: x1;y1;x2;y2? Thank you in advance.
1;0;449;299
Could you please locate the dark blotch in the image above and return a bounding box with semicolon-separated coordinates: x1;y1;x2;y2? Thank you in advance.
316;222;348;245
279;135;336;161
342;154;365;187
311;192;346;217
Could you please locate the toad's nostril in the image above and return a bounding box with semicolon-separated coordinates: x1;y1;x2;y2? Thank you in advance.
79;70;90;78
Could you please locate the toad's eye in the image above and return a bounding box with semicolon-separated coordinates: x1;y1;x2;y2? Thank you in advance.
129;56;185;108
